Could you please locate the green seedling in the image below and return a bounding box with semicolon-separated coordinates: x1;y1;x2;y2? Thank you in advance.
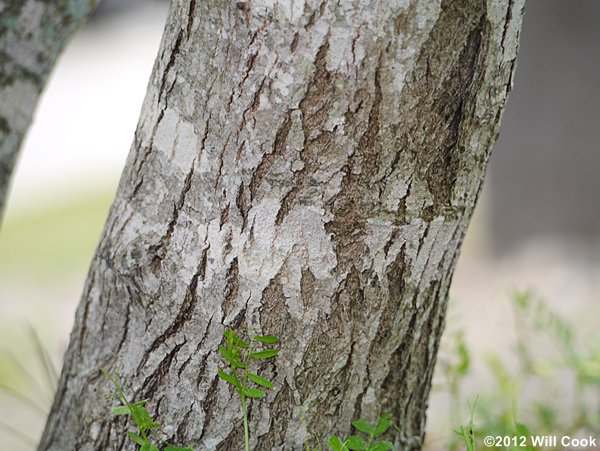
103;369;193;451
327;413;394;451
454;397;478;451
217;329;279;451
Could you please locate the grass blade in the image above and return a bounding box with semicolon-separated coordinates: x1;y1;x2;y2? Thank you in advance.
0;383;47;415
0;422;37;447
6;351;51;402
26;322;58;392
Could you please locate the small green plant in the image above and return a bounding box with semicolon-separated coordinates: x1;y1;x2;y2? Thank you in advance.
103;369;193;451
327;413;394;451
439;289;600;450
217;329;279;451
453;397;477;451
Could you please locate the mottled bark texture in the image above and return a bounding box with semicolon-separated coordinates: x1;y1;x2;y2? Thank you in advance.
0;0;97;221
40;0;524;449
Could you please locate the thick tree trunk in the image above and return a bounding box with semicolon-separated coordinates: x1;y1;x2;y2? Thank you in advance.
0;0;97;221
40;0;524;449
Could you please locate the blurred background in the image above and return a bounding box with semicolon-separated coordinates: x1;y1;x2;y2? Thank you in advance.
1;1;599;449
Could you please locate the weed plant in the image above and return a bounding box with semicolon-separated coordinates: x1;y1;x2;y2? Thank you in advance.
217;329;279;451
445;290;600;450
103;369;193;451
327;414;394;451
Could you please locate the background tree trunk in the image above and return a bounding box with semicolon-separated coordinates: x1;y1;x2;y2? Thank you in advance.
39;0;524;449
0;0;97;221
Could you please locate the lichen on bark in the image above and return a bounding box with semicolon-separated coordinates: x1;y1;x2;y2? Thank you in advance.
39;0;524;449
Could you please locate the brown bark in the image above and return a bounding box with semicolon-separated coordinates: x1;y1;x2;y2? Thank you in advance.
40;0;524;449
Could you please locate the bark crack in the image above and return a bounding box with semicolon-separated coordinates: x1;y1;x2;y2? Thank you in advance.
186;0;197;39
137;263;203;372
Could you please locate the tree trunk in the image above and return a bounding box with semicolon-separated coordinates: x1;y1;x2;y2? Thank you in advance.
0;0;97;221
40;0;524;449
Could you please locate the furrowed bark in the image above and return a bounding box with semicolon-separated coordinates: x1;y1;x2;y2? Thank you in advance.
40;0;524;449
0;0;97;221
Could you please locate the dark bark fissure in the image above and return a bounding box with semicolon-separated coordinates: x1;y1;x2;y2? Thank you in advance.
137;265;203;373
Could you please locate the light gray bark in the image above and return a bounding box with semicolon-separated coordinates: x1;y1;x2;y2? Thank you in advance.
0;0;97;221
40;0;524;449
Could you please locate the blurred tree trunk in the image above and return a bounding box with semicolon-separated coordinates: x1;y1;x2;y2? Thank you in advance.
0;0;97;222
39;0;524;449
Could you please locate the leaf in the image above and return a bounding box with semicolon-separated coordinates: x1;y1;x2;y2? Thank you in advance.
223;329;234;341
253;335;279;344
327;436;349;451
130;405;160;432
219;346;246;368
224;330;250;348
368;441;394;451
242;387;266;398
351;419;373;435
219;345;235;362
127;431;146;446
247;372;273;388
233;336;250;349
345;435;367;450
249;349;279;359
140;444;159;451
111;405;131;416
373;414;392;436
217;369;241;388
131;399;149;407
